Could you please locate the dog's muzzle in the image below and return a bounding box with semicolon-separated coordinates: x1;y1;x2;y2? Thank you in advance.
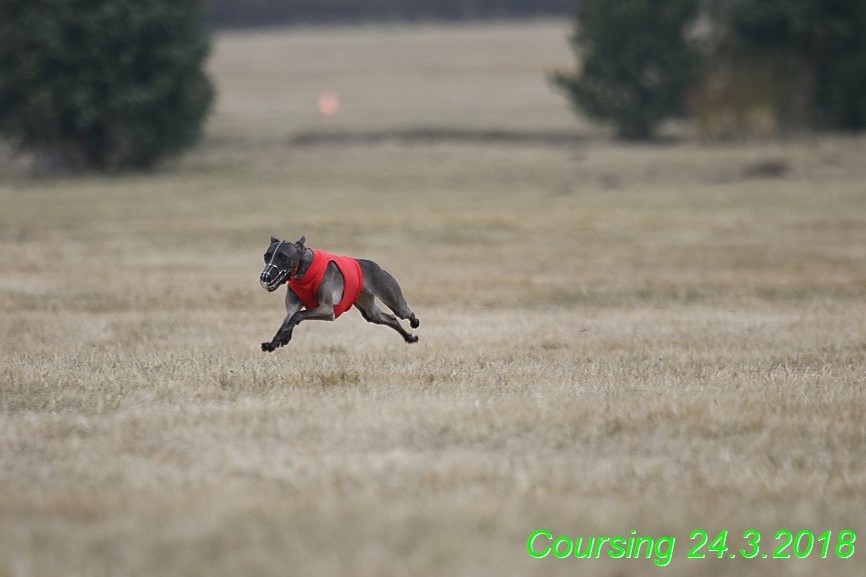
260;264;289;292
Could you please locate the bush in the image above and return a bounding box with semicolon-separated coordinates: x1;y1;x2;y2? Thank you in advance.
552;0;699;139
721;0;866;132
0;0;214;171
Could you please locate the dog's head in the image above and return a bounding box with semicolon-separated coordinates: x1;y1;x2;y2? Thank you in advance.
260;235;306;292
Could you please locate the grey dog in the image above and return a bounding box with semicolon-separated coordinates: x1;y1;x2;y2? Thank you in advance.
259;236;420;352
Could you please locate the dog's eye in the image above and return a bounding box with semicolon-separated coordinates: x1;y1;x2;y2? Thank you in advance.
264;253;271;262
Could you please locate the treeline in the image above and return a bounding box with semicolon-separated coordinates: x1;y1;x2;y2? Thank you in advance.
205;0;575;28
553;0;866;139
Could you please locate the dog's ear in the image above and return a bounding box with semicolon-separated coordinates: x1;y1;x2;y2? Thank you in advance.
270;236;280;244
296;235;306;247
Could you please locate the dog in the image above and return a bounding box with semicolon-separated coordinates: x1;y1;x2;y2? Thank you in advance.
259;236;420;352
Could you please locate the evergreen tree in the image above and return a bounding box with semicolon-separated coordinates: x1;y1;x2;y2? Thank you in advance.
0;0;214;171
552;0;699;139
723;0;866;131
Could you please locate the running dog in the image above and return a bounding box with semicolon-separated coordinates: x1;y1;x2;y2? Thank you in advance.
259;236;420;351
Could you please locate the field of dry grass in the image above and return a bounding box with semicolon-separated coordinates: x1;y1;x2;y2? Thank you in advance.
2;20;866;577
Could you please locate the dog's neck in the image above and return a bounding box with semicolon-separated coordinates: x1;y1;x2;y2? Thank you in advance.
292;247;314;279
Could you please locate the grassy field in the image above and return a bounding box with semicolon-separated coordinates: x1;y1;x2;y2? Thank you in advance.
2;20;866;577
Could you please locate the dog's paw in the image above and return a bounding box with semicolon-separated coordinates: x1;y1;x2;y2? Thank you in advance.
261;342;276;352
405;334;419;344
409;316;420;329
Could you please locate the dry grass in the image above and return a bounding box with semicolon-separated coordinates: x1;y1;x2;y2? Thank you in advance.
2;20;866;577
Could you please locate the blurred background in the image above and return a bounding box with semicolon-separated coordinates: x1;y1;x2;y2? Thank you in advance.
206;0;575;27
3;0;865;171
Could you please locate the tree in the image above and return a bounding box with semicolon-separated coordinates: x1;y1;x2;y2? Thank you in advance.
552;0;699;139
722;0;866;132
0;0;214;171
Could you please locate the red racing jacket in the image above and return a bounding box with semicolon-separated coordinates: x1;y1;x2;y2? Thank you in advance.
288;250;363;318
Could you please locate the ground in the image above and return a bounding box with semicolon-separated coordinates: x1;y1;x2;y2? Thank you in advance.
1;20;865;577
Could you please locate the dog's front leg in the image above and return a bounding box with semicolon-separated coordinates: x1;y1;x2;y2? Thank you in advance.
262;289;303;352
263;305;336;352
263;315;298;351
283;305;335;336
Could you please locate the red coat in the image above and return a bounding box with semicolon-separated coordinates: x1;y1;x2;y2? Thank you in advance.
288;250;363;318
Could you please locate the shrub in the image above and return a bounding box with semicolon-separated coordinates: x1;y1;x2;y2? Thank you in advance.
721;0;866;132
0;0;214;171
552;0;699;139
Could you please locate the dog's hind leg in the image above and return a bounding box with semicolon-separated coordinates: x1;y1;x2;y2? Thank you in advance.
358;259;420;329
354;292;418;343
